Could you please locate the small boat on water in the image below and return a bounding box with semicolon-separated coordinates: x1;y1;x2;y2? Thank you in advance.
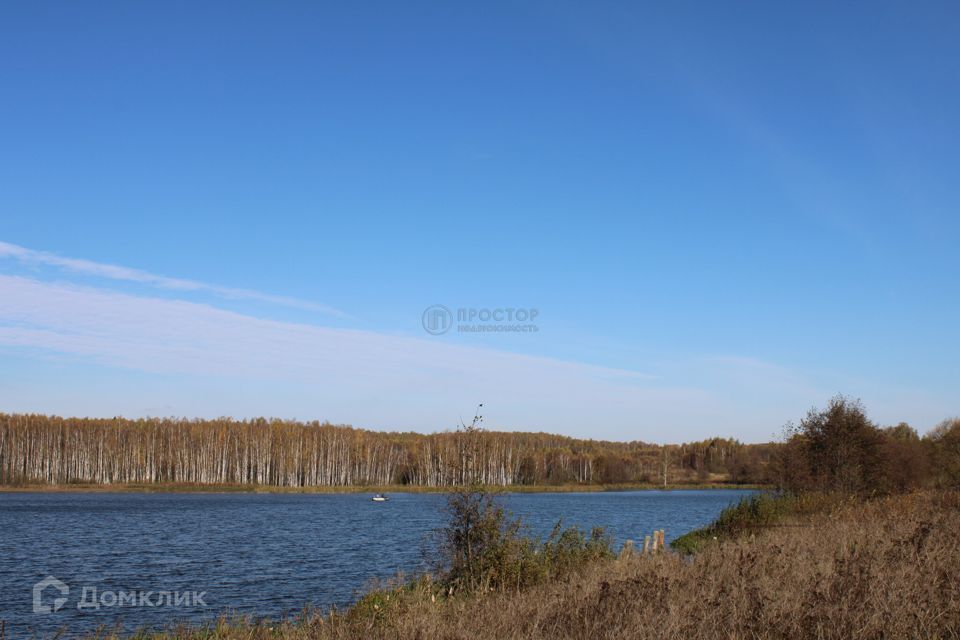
371;493;389;502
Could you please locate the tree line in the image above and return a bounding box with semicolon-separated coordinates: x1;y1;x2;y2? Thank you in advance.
0;413;773;488
5;398;952;490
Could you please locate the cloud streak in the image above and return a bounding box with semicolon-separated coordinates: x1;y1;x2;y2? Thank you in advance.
0;274;737;440
0;247;843;440
0;240;347;317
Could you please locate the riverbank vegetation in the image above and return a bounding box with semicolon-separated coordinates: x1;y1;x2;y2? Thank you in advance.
673;396;960;553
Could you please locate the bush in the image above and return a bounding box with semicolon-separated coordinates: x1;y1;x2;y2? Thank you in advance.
436;486;613;594
927;418;960;488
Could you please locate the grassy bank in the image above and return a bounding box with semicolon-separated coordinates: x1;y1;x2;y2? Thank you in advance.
669;491;852;553
88;490;959;639
0;481;764;494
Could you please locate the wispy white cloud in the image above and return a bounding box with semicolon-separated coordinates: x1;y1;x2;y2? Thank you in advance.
0;240;347;317
0;274;741;440
0;245;845;440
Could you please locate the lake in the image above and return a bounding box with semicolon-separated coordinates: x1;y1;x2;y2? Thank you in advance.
0;489;753;638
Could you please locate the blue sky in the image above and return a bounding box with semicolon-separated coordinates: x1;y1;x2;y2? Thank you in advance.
1;1;957;442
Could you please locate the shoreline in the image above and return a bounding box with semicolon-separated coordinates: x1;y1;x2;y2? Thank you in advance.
70;490;959;638
0;481;766;494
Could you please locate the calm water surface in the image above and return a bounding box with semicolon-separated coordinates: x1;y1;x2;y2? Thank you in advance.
0;489;753;638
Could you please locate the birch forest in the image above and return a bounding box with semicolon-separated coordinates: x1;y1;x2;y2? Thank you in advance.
0;413;773;487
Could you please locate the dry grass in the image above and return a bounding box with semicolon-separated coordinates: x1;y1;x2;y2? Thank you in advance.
107;491;960;640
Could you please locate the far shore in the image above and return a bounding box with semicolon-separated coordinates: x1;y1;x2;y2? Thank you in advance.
0;481;766;494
